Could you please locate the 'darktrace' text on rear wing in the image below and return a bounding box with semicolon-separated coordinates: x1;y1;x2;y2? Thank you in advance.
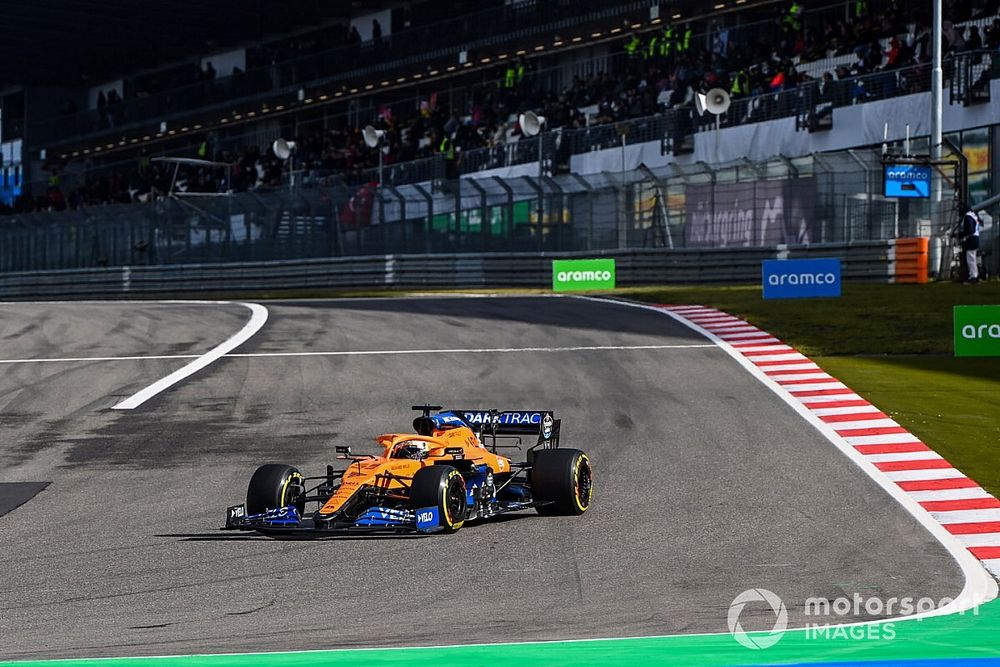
456;409;561;458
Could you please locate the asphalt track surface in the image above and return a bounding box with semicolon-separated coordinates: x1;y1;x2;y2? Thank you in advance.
0;297;964;660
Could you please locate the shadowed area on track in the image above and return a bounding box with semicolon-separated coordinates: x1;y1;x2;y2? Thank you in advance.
0;296;965;660
0;302;250;481
0;482;49;517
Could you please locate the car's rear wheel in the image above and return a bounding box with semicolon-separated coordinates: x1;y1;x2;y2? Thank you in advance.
532;449;592;515
410;465;467;533
246;464;305;515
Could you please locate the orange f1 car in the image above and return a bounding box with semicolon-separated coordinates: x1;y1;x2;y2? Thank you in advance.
223;406;592;536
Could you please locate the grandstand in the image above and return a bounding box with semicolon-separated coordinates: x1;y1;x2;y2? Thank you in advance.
0;0;997;273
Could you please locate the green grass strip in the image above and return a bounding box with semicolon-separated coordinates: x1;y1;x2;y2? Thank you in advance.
3;600;1000;667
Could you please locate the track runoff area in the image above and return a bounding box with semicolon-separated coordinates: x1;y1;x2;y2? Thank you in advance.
0;296;997;667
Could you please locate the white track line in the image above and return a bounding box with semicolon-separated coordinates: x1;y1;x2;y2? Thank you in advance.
574;296;998;622
226;344;718;357
2;343;718;366
111;302;268;410
0;354;203;364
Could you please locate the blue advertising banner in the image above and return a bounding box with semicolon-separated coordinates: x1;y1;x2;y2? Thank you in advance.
883;164;931;198
762;258;842;300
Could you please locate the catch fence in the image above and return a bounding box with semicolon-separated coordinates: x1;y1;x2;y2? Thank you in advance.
1;147;973;278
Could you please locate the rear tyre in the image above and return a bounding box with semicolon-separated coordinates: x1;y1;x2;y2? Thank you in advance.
246;464;305;515
411;465;467;533
532;449;593;516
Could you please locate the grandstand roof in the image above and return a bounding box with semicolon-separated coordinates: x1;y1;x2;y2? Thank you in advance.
0;0;394;87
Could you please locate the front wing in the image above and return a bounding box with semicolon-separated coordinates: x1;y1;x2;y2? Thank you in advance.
222;500;539;537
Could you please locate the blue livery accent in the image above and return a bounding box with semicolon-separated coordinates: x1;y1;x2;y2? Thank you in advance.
415;506;440;532
465;465;495;506
762;258;841;300
462;411;544;427
884;164;931;198
501;484;531;500
353;506;413;527
247;506;301;526
430;411;466;428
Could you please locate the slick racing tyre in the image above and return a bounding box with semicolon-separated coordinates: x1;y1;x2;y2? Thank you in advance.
246;464;305;515
411;465;467;533
532;449;593;516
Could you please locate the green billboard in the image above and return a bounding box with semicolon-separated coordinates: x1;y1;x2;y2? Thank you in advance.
552;259;616;292
954;305;1000;357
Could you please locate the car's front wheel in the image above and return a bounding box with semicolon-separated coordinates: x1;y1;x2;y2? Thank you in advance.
246;463;304;515
410;465;467;533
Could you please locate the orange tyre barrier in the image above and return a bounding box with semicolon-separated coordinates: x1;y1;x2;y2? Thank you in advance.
894;237;929;284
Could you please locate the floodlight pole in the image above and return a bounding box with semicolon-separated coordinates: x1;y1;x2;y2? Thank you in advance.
714;114;721;165
537;132;544;180
931;0;943;163
537;130;544;235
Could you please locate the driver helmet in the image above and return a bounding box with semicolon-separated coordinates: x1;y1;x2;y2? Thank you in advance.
396;440;428;460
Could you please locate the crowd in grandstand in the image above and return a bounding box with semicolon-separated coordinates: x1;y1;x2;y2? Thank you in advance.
4;0;999;218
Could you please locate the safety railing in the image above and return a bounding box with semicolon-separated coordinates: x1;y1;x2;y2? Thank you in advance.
0;241;898;299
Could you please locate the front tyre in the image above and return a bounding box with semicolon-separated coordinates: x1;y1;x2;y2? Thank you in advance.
411;465;467;533
532;449;593;515
246;464;305;515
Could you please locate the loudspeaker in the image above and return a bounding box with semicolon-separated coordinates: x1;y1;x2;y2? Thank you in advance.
272;138;297;160
704;88;731;115
518;111;546;137
363;125;386;148
695;92;708;117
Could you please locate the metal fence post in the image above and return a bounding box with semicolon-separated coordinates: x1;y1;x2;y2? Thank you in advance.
466;178;489;252
846;150;871;241
412;182;434;254
524;176;545;252
492;176;515;251
570;173;594;252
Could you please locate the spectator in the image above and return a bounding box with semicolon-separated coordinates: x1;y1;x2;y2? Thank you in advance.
8;0;993;219
986;19;1000;49
96;90;108;129
966;25;983;50
958;202;982;283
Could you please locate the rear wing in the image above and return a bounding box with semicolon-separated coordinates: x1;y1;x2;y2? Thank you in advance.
453;409;560;451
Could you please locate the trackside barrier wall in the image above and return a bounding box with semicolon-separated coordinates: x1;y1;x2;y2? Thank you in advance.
0;241;897;299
